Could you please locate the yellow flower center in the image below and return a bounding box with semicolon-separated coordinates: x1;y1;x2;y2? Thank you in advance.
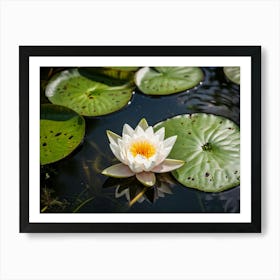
130;141;156;159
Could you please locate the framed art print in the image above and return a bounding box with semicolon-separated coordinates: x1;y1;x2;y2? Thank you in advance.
19;46;261;233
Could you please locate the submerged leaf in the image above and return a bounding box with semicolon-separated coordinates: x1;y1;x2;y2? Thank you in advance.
109;67;139;71
81;67;136;83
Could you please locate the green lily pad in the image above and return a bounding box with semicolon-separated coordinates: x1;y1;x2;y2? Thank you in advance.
40;104;85;165
135;67;203;95
45;68;134;116
154;113;240;192
223;67;240;85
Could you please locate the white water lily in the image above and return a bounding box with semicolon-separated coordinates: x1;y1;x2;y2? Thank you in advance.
101;119;185;187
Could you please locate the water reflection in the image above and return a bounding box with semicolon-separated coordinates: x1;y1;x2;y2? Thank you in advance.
197;187;240;213
41;67;240;213
103;173;176;206
178;67;240;125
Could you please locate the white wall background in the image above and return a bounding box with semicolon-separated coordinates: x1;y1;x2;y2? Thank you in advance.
0;0;279;279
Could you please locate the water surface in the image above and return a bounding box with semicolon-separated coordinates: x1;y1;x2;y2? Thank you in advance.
40;67;240;213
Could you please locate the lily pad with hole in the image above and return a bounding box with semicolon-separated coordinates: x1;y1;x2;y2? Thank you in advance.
154;113;240;192
223;67;240;85
40;104;85;165
135;67;203;95
45;68;134;116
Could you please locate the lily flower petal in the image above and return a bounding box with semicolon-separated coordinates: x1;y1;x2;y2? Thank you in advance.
163;135;177;149
122;124;134;137
102;163;135;178
155;127;165;142
143;158;156;171
109;143;128;164
137;118;149;130
144;126;154;138
136;171;156;187
106;130;121;145
151;159;185;173
135;125;145;136
155;135;177;160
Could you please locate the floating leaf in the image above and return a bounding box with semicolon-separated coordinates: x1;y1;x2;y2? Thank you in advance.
45;68;134;116
154;113;240;192
223;67;240;85
135;67;203;95
40;104;85;165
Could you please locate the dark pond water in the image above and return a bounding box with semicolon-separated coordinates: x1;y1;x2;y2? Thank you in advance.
40;67;240;213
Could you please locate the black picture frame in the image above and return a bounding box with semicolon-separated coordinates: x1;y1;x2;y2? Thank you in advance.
20;46;261;233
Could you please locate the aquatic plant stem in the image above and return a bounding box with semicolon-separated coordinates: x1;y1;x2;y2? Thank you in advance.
129;186;149;207
73;197;95;213
41;205;48;213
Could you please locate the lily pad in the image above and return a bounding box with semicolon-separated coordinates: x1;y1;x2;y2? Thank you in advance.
135;67;203;95
223;67;240;85
45;68;134;116
40;104;85;165
154;113;240;192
